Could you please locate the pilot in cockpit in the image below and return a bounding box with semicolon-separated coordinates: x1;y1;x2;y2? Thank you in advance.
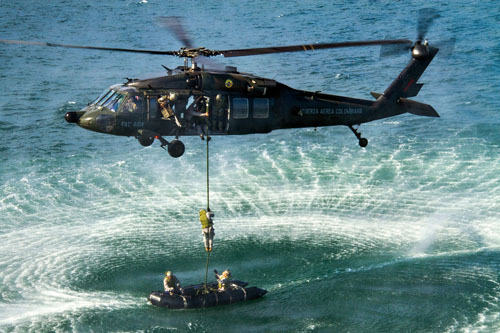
122;95;142;113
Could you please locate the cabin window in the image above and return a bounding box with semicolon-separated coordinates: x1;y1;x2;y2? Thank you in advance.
149;97;160;119
232;98;249;119
253;98;269;118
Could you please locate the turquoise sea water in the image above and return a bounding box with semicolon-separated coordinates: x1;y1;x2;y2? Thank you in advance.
1;1;499;331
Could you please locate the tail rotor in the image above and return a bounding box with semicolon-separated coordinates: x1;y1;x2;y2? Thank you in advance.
380;8;454;59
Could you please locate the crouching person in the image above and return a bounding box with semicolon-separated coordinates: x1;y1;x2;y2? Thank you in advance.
164;270;182;294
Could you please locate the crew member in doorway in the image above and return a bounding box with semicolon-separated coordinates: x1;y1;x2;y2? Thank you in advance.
187;96;210;139
215;269;231;291
199;208;214;252
164;270;182;294
158;93;182;128
212;94;227;132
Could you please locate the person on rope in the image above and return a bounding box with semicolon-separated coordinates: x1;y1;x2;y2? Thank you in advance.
199;208;214;252
163;270;182;294
215;269;232;291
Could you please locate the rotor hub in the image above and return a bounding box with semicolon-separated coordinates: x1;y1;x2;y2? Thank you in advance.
176;47;222;58
412;42;430;60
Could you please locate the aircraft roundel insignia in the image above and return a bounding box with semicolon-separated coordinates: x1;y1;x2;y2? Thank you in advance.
225;79;233;88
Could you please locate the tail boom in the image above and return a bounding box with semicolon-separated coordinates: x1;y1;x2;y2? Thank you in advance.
364;43;440;121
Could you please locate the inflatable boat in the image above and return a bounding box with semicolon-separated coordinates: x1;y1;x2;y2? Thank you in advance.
148;280;267;309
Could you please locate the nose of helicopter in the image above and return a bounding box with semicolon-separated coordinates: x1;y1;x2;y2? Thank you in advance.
64;110;95;129
68;110;116;133
65;111;85;124
77;113;95;129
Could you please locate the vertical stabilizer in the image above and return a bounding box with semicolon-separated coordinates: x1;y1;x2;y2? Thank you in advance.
382;44;439;101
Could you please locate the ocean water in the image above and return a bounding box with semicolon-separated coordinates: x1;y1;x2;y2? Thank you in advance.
1;0;499;331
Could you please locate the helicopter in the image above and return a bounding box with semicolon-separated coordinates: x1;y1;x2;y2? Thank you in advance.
1;12;450;158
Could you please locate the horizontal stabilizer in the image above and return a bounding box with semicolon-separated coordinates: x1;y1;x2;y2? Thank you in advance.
399;98;439;117
370;91;383;100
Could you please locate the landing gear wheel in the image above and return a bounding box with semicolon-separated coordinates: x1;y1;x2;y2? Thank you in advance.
168;139;185;158
359;138;368;147
348;125;369;148
138;134;154;147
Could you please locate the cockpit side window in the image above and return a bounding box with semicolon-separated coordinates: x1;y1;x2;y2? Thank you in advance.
121;95;143;113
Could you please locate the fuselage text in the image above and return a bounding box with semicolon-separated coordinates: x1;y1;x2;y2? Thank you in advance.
300;108;363;115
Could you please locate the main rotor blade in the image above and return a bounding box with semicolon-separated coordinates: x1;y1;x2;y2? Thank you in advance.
379;35;412;58
436;37;456;59
380;44;410;58
157;16;193;48
0;39;178;56
218;39;413;57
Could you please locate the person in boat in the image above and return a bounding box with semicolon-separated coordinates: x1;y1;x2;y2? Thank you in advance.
163;271;182;294
215;269;232;291
199;208;214;252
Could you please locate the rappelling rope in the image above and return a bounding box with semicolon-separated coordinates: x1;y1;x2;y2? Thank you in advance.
203;135;211;292
206;135;210;211
203;250;211;292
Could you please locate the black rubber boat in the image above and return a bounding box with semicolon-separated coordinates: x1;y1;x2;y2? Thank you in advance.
148;280;267;309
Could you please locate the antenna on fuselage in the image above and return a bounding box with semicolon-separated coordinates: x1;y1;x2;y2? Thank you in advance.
161;64;173;75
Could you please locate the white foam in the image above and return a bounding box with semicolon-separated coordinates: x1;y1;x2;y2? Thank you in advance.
0;288;139;325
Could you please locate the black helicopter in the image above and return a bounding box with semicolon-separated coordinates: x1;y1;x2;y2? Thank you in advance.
1;12;450;158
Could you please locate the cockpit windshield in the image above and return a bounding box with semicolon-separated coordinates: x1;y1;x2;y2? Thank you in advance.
92;89;112;105
96;91;115;106
102;93;126;112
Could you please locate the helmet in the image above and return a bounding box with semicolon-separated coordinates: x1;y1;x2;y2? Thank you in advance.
222;269;231;277
215;94;225;103
169;92;178;102
165;271;172;277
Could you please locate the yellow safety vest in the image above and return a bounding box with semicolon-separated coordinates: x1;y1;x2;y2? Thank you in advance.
199;210;212;228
